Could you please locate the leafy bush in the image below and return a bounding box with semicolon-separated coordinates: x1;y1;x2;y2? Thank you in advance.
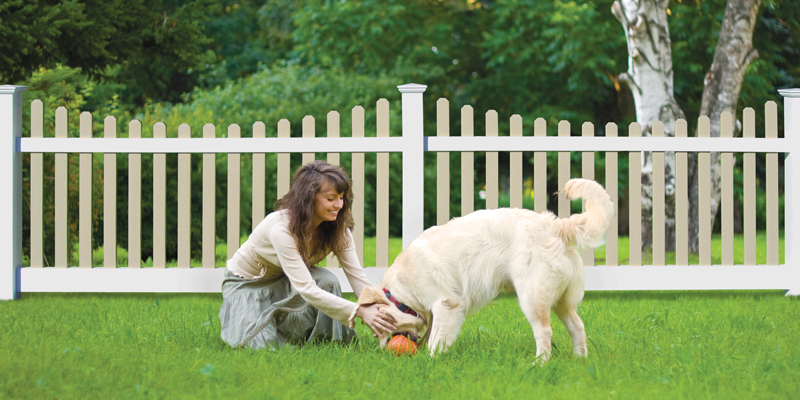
126;64;406;261
20;65;132;266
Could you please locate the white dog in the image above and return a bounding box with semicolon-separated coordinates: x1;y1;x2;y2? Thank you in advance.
358;178;614;361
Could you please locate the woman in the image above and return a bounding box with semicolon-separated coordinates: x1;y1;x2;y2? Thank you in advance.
219;161;396;349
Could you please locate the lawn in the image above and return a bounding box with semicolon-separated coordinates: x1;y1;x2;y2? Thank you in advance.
3;233;797;399
2;291;798;399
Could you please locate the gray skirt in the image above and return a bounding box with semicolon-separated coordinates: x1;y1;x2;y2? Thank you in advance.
219;266;357;350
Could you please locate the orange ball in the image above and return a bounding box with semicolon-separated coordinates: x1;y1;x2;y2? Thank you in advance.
386;334;418;356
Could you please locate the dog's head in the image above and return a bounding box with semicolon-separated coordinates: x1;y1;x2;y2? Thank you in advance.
358;285;426;347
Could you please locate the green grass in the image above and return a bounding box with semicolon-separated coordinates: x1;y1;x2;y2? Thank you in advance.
4;232;798;398
592;231;786;265
2;291;798;399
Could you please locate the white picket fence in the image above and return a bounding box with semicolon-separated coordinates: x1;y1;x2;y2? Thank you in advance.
1;83;798;300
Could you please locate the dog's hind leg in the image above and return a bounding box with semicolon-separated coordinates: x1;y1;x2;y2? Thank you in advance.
553;302;587;357
517;290;554;363
553;258;587;357
427;298;466;356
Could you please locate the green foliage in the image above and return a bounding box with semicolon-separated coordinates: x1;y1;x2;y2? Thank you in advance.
20;65;132;265
14;0;800;259
125;64;405;259
1;0;216;103
480;0;627;124
195;0;299;89
669;0;800;127
0;0;88;84
293;0;457;76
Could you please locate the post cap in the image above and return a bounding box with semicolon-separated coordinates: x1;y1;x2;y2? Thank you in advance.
397;83;427;94
778;88;800;98
0;85;28;95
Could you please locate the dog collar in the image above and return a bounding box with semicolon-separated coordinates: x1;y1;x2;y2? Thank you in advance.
383;288;418;317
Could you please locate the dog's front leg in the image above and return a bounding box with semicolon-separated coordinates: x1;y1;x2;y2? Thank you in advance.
427;299;465;356
378;334;391;349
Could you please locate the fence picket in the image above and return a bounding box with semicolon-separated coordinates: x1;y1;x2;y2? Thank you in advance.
327;111;340;166
653;121;665;267
129;120;141;268
55;107;68;268
277;120;290;200
721;112;734;266
534;118;546;213
104;116;117;269
437;99;450;225
228;124;241;261
12;91;795;295
153;122;166;268
79;112;92;268
30;100;43;268
698;116;711;266
178;124;191;268
558;121;570;219
486;111;498;210
461;106;474;216
377;99;390;267
675;120;688;266
327;112;340;268
303;116;315;165
510;115;522;209
605;123;618;266
582;122;595;266
203;124;216;269
352;106;365;266
252;122;266;231
766;101;779;265
743;108;756;266
629;122;642;266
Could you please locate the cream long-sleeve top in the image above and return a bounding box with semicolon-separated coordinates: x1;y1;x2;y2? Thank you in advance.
226;210;372;328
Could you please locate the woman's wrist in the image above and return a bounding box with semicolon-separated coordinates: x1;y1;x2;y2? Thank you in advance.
355;304;364;319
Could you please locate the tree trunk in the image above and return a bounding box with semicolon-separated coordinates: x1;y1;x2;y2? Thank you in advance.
686;0;762;253
612;0;682;253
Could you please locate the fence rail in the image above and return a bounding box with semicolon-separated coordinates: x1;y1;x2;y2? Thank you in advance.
1;84;799;300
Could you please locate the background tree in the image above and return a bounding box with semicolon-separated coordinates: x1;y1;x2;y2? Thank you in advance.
612;0;765;253
1;0;215;102
687;0;763;253
611;0;684;253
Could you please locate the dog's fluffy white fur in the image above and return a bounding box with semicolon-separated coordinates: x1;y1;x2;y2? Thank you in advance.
358;178;615;361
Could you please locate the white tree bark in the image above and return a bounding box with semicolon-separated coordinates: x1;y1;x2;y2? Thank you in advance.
686;0;762;253
612;0;683;252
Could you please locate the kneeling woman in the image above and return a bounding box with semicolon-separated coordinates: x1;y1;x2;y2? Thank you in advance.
219;161;395;349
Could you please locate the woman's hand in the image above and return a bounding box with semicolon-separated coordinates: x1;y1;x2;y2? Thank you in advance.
356;304;397;337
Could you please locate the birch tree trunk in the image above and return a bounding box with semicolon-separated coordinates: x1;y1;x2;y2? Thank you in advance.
686;0;762;253
612;0;682;253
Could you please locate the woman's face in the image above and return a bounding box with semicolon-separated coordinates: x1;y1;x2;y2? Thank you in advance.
312;186;344;227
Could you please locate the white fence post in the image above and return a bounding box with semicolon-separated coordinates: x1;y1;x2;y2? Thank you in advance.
398;83;427;250
0;85;26;300
779;88;800;296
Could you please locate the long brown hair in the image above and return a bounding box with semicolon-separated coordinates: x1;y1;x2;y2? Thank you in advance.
274;161;354;265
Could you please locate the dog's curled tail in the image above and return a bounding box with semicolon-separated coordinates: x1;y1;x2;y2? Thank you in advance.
557;178;615;249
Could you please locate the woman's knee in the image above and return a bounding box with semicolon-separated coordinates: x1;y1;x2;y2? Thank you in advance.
310;267;340;290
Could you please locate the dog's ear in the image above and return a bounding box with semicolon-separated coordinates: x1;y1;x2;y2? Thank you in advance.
357;285;390;305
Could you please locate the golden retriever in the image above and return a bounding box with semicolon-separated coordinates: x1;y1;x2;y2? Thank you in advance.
358;178;614;361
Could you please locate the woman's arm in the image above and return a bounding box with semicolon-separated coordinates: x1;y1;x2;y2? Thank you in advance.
269;225;360;326
268;224;395;335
